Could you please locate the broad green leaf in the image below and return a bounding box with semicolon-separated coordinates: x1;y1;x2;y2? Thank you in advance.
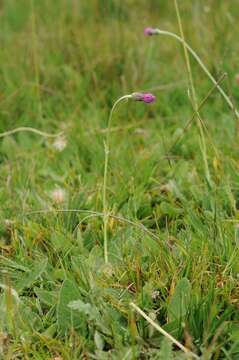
34;287;58;307
42;323;57;338
168;278;191;322
15;258;48;292
17;303;43;331
160;202;183;217
57;279;82;334
0;136;17;159
51;232;71;251
159;338;173;360
142;235;161;255
0;283;20;303
68;299;92;314
94;330;105;350
0;256;30;272
68;299;99;321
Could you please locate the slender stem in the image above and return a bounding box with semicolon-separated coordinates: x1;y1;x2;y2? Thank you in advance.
173;1;211;183
154;28;239;118
30;0;42;119
130;302;200;359
169;72;226;153
0;127;63;139
0;284;20;303
24;208;163;245
174;0;197;107
103;95;132;263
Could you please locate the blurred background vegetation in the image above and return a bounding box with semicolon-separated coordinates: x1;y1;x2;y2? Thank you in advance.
1;1;239;359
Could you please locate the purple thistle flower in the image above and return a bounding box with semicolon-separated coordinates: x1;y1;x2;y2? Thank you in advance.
132;92;156;104
144;27;157;36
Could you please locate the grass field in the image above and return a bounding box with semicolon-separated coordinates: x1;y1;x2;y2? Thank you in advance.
1;1;239;359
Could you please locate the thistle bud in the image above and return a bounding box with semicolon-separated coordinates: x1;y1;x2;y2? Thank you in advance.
132;92;156;103
144;27;157;36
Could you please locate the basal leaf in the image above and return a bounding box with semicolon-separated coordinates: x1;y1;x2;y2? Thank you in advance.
159;338;173;360
34;287;58;307
168;278;191;322
15;258;48;292
57;279;82;335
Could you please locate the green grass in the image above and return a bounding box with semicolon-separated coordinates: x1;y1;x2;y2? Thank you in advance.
1;0;239;358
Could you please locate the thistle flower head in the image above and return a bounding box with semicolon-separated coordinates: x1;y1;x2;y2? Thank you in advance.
132;92;156;103
144;27;157;36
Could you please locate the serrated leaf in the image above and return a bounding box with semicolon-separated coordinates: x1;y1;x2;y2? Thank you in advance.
15;258;48;292
57;279;82;335
168;278;191;322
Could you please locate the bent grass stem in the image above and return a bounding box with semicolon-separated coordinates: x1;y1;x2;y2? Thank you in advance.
24;208;162;244
0;127;63;139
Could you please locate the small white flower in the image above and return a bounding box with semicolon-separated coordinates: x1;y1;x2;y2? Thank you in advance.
152;290;160;300
50;188;66;204
3;219;14;227
52;136;67;152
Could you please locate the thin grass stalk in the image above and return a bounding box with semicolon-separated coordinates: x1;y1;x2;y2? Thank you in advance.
130;302;200;359
0;127;63;139
153;28;239;118
174;0;211;183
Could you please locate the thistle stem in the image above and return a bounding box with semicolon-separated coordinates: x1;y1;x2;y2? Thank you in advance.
154;28;239;118
103;95;132;263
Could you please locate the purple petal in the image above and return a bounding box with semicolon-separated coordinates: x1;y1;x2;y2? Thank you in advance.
142;93;156;103
132;92;156;104
144;27;156;36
